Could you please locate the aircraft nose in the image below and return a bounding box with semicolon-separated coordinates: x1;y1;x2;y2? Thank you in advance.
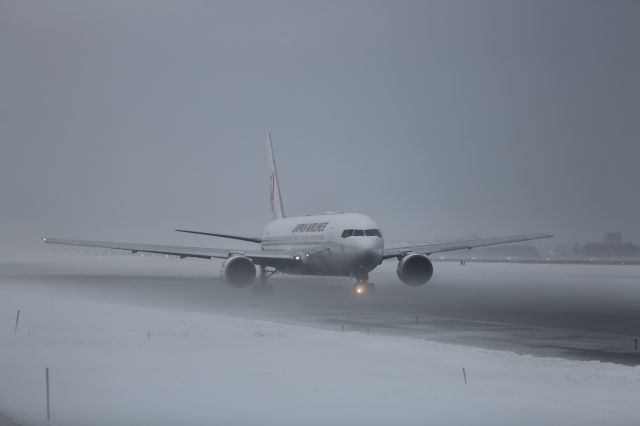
363;249;380;265
358;239;383;268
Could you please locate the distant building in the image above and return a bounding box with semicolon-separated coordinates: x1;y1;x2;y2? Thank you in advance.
603;232;623;245
576;233;640;259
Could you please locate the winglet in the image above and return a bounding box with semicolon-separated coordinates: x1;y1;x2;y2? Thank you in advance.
266;132;286;220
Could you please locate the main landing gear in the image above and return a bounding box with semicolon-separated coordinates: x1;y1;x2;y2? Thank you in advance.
353;272;375;295
252;266;277;296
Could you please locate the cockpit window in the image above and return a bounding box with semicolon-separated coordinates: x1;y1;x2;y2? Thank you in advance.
342;229;381;238
341;229;353;238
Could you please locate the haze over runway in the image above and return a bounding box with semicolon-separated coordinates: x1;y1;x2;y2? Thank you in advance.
4;253;639;365
3;254;640;426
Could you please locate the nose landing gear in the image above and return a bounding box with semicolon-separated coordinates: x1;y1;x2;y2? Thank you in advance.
353;272;375;295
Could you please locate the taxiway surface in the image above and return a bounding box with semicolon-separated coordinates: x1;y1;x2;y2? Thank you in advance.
2;252;639;365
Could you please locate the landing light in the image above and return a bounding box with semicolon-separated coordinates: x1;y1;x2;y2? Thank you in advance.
356;286;364;294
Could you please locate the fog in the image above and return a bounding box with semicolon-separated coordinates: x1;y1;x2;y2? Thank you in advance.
1;0;639;251
5;253;640;362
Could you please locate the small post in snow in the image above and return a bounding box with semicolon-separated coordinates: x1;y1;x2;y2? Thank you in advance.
45;367;50;421
14;309;20;334
341;325;344;332
462;367;467;385
416;315;419;324
635;338;638;351
147;329;151;342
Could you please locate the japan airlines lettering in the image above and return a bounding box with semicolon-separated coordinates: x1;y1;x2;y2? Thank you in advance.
292;222;329;233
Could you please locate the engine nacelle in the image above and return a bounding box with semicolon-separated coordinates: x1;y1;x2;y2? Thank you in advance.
221;255;256;288
397;253;433;286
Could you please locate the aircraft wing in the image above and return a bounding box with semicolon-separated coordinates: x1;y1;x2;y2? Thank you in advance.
382;233;554;259
43;237;297;266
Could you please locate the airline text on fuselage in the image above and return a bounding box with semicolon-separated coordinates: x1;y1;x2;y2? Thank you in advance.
292;222;329;233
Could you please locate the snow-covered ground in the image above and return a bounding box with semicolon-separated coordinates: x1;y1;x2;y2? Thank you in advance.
1;267;639;426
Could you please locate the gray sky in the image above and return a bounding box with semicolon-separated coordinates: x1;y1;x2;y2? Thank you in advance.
1;0;639;250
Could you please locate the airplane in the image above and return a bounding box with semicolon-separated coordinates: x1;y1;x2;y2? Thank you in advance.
44;134;553;295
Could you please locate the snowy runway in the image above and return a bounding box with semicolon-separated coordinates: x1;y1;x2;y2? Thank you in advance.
1;252;639;425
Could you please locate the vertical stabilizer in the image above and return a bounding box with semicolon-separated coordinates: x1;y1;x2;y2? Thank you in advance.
266;132;286;220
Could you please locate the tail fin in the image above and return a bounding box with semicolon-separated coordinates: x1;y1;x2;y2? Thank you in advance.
266;132;286;220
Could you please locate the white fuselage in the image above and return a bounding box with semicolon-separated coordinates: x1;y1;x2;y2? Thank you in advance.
261;213;384;277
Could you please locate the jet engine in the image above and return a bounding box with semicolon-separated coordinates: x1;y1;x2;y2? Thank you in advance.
221;255;256;288
397;253;433;286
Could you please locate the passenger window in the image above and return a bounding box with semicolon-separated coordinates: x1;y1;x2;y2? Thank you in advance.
353;230;364;236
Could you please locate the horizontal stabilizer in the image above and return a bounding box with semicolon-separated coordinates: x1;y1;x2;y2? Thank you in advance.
175;229;262;244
